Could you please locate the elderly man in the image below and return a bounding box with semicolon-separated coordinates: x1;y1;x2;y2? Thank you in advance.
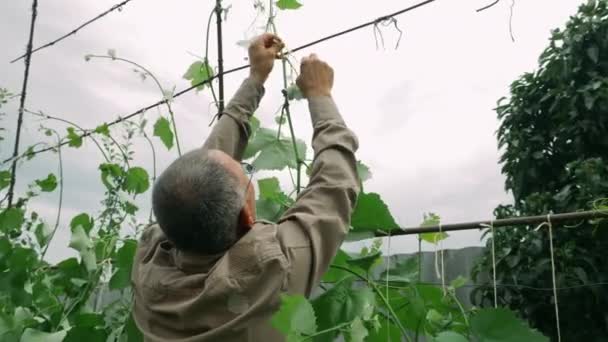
131;33;360;341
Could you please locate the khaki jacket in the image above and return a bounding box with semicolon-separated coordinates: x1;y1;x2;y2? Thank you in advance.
132;78;360;341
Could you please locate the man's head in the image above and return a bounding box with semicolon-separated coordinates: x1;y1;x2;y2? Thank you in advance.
152;148;256;255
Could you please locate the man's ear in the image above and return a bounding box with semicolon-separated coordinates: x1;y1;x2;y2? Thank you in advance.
239;206;254;230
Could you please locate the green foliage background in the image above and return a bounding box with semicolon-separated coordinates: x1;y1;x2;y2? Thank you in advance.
472;1;608;340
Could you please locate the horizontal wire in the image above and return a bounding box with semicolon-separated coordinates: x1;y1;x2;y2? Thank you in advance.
10;0;135;63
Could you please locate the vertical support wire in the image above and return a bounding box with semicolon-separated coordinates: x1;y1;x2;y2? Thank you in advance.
215;0;225;114
7;0;39;207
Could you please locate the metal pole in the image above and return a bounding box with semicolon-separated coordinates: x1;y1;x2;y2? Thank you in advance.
374;210;608;237
215;0;224;114
7;0;39;207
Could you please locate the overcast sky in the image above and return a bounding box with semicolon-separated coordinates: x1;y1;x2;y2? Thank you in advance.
1;0;581;261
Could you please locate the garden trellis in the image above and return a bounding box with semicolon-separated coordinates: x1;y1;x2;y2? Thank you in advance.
3;0;607;341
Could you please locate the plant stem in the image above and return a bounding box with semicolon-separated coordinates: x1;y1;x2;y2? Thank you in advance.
88;55;182;156
40;131;63;260
25;109;111;163
204;7;220;109
281;59;302;194
300;322;351;341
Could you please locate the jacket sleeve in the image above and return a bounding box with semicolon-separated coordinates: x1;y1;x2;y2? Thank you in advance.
277;96;360;291
202;77;265;160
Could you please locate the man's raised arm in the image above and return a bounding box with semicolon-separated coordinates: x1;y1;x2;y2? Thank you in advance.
278;54;360;290
202;34;283;160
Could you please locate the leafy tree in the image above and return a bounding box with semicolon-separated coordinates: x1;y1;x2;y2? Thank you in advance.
473;1;608;340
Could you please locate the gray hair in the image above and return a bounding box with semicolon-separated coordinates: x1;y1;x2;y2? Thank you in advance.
152;148;245;254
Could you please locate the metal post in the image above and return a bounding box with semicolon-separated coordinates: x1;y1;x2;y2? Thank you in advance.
7;0;39;207
215;0;225;114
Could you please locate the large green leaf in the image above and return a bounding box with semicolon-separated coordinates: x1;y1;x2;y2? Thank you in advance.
346;251;382;273
378;256;419;284
470;308;548;342
276;0;302;10
256;198;283;222
312;278;375;342
350;192;399;233
35;173;57;192
20;328;67;342
70;213;94;235
258;177;281;200
433;331;468;342
0;170;10;190
346;317;368;342
183;59;214;90
243;127;306;171
0;208;24;233
122;167;150;195
153;117;174;150
109;239;137;290
271;294;317;341
322;249;353;283
69;225;96;272
64;327;107;342
34;223;52;248
123;313;143;342
99;163;124;190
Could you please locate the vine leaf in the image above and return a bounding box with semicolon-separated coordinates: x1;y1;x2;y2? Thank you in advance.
312;278;375;342
356;161;372;182
153;117;174;150
346;317;369;342
35;173;57;192
350;192;399;233
419;213;448;245
323;249;353;282
0;170;11;190
69;224;97;272
270;294;317;341
0;208;25;233
99;163;123;190
243;127;306;171
66;127;83;148
34;223;52;247
470;308;548;341
70;213;94;235
378;256;419;284
276;0;303;10
122;167;150;195
346;251;382;273
286;84;304;101
450;276;467;289
20;328;67;342
433;331;468;342
109;239;137;290
183;59;214;90
94;123;110;137
256;177;293;222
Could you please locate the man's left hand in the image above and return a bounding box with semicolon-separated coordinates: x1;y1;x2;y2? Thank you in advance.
249;33;284;84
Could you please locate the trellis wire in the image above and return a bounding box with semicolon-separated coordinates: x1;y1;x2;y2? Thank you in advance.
2;0;439;165
9;0;134;63
7;0;39;207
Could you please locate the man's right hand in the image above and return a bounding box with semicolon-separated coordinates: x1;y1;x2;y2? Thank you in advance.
297;54;334;99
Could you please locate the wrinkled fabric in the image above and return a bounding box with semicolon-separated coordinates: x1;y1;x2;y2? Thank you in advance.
132;77;360;342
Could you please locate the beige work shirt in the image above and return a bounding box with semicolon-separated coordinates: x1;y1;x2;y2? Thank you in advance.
132;77;360;341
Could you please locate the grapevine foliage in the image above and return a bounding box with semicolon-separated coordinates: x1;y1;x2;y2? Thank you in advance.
0;1;552;341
